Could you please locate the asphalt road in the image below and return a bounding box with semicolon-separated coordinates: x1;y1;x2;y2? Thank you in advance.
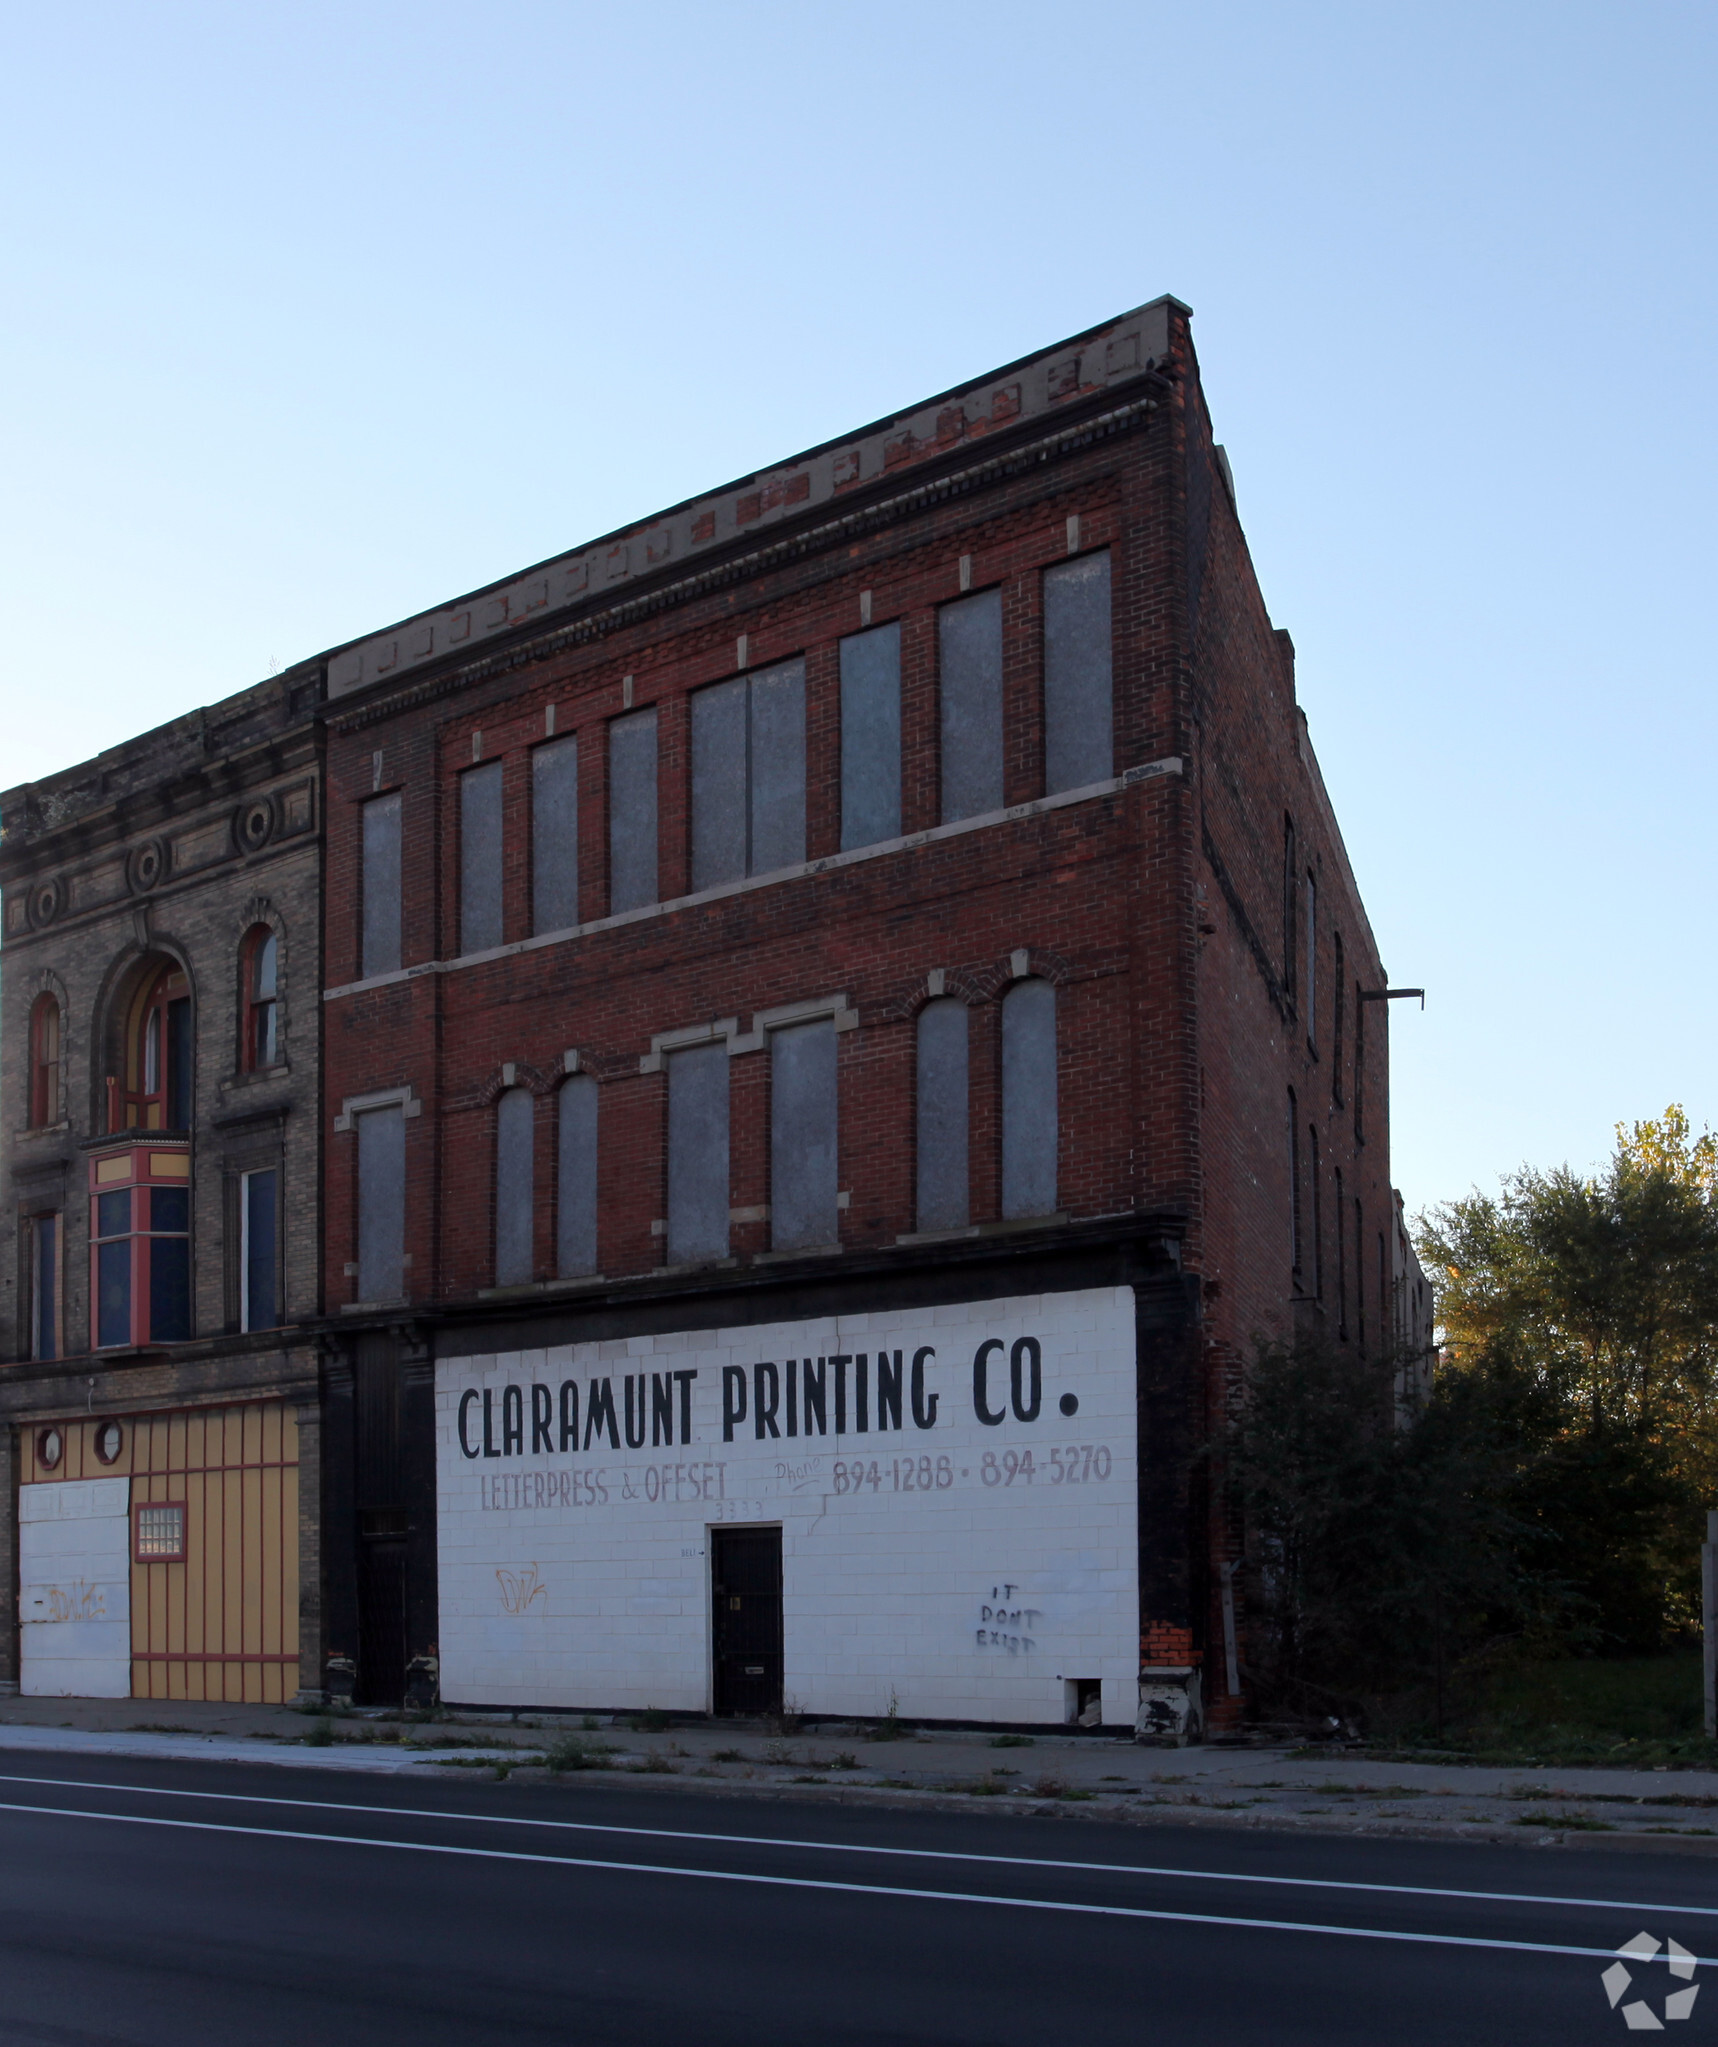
0;1755;1711;2045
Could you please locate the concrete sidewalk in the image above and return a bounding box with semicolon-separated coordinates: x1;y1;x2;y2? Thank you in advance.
3;1695;1714;1849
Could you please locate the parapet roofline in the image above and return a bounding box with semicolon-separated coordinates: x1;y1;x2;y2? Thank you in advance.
320;295;1192;704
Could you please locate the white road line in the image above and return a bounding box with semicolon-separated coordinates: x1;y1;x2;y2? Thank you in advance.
0;1793;1710;1967
0;1769;1709;1923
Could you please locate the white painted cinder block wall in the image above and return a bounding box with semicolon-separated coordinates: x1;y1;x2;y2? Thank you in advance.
436;1286;1138;1724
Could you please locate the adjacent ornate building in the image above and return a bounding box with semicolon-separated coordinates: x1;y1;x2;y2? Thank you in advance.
0;676;325;1701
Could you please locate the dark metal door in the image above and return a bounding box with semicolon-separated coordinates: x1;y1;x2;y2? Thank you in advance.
354;1336;407;1705
712;1528;783;1716
355;1516;407;1706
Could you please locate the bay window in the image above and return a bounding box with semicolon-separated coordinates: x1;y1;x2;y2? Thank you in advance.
91;1147;192;1347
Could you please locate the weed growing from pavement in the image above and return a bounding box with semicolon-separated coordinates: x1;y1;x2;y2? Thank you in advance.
867;1696;906;1741
545;1734;618;1772
710;1748;744;1763
989;1734;1034;1748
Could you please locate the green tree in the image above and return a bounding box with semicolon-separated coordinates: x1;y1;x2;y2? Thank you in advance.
1224;1336;1553;1724
1418;1106;1718;1649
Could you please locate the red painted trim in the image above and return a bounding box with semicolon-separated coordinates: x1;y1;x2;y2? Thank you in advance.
131;1652;298;1665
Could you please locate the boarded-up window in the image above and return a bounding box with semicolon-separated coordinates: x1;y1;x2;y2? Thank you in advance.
356;1103;405;1301
1042;550;1112;792
494;1087;534;1287
916;998;969;1231
532;735;579;935
939;589;1003;823
1000;979;1057;1220
691;660;806;890
241;1167;278;1333
361;792;402;978
667;1042;728;1265
609;709;659;914
771;1019;837;1252
557;1075;598;1278
840;623;902;850
460;761;504;955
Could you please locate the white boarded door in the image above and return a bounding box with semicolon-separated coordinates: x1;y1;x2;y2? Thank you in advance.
21;1478;131;1698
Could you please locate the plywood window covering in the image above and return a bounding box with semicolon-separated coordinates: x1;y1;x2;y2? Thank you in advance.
531;734;579;935
938;589;1004;823
1000;978;1057;1221
20;1402;301;1704
916;999;970;1232
1042;550;1113;794
608;709;659;914
770;1017;837;1252
838;622;902;851
690;661;807;890
459;760;505;955
361;791;403;978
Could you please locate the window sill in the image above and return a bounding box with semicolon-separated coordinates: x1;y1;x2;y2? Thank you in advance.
339;1297;410;1314
322;759;1184;1003
895;1212;1070;1246
477;1275;607;1300
751;1242;844;1265
13;1121;71;1142
221;1063;291;1091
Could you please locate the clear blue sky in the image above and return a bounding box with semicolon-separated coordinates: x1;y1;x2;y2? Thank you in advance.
3;1;1713;1219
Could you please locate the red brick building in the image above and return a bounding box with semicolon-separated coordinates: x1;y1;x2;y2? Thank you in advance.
314;296;1422;1728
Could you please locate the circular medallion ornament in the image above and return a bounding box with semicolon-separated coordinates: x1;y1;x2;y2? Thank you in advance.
36;1427;63;1472
128;839;166;895
237;798;274;853
94;1420;124;1466
29;879;62;928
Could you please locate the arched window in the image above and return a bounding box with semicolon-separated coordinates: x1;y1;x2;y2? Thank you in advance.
243;926;279;1070
1000;978;1057;1220
916;998;969;1231
557;1076;598;1278
118;961;192;1131
494;1086;535;1287
29;994;61;1128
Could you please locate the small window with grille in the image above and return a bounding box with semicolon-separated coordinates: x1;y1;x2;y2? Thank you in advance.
135;1502;186;1562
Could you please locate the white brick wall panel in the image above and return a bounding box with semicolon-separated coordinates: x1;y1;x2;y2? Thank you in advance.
437;1286;1138;1720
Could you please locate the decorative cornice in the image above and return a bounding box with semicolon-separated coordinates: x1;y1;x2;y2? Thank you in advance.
327;393;1159;737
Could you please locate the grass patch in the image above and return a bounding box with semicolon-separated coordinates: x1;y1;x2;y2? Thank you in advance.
302;1719;335;1747
1361;1651;1718;1768
989;1734;1035;1749
710;1747;745;1763
1513;1810;1615;1831
628;1708;671;1733
791;1774;829;1785
628;1756;675;1774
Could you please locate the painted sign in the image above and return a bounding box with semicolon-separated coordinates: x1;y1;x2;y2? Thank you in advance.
436;1285;1137;1721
